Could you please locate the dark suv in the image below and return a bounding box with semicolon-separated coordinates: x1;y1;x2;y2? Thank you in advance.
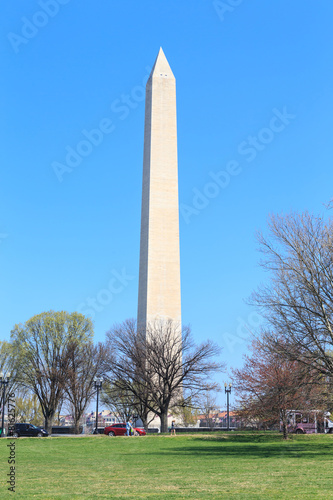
10;423;48;437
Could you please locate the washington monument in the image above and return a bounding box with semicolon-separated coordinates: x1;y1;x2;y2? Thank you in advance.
137;48;181;332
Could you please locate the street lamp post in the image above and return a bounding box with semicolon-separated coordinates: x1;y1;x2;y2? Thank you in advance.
94;377;103;434
0;372;10;437
224;382;232;431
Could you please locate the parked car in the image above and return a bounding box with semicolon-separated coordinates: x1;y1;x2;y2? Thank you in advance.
9;423;48;438
104;423;146;437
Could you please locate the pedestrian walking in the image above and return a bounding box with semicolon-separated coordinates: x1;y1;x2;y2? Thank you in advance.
126;420;133;436
171;420;176;436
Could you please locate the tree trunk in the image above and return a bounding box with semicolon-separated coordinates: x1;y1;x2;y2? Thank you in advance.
141;414;148;431
73;407;82;434
44;414;54;435
280;410;289;440
160;411;168;433
74;418;81;434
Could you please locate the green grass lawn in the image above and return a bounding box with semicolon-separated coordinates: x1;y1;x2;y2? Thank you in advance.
1;432;333;499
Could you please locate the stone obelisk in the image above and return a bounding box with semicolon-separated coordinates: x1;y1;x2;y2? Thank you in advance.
137;48;181;332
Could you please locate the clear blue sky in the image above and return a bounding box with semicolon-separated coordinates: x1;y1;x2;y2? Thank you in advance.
1;1;332;407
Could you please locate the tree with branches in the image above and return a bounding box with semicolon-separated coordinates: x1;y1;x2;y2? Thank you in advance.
101;382;137;422
198;390;220;429
232;337;322;439
64;341;107;433
250;211;333;380
11;311;94;433
105;319;224;432
14;390;44;426
0;341;17;415
100;381;156;427
172;396;201;427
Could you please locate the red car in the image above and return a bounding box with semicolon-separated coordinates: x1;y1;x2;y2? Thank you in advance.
104;423;146;437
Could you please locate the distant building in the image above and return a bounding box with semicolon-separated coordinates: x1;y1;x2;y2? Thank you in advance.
197;411;242;429
58;410;120;432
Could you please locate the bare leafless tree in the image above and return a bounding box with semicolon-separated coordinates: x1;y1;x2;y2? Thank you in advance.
250;211;333;379
101;381;156;427
64;341;107;433
101;382;137;422
198;391;220;429
105;319;224;432
324;198;333;210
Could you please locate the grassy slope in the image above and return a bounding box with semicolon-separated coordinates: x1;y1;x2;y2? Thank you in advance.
0;432;333;499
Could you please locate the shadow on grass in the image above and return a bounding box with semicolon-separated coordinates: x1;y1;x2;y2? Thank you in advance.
191;432;284;443
168;444;333;459
154;434;333;459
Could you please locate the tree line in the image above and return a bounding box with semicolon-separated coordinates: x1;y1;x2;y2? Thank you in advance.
1;314;223;434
